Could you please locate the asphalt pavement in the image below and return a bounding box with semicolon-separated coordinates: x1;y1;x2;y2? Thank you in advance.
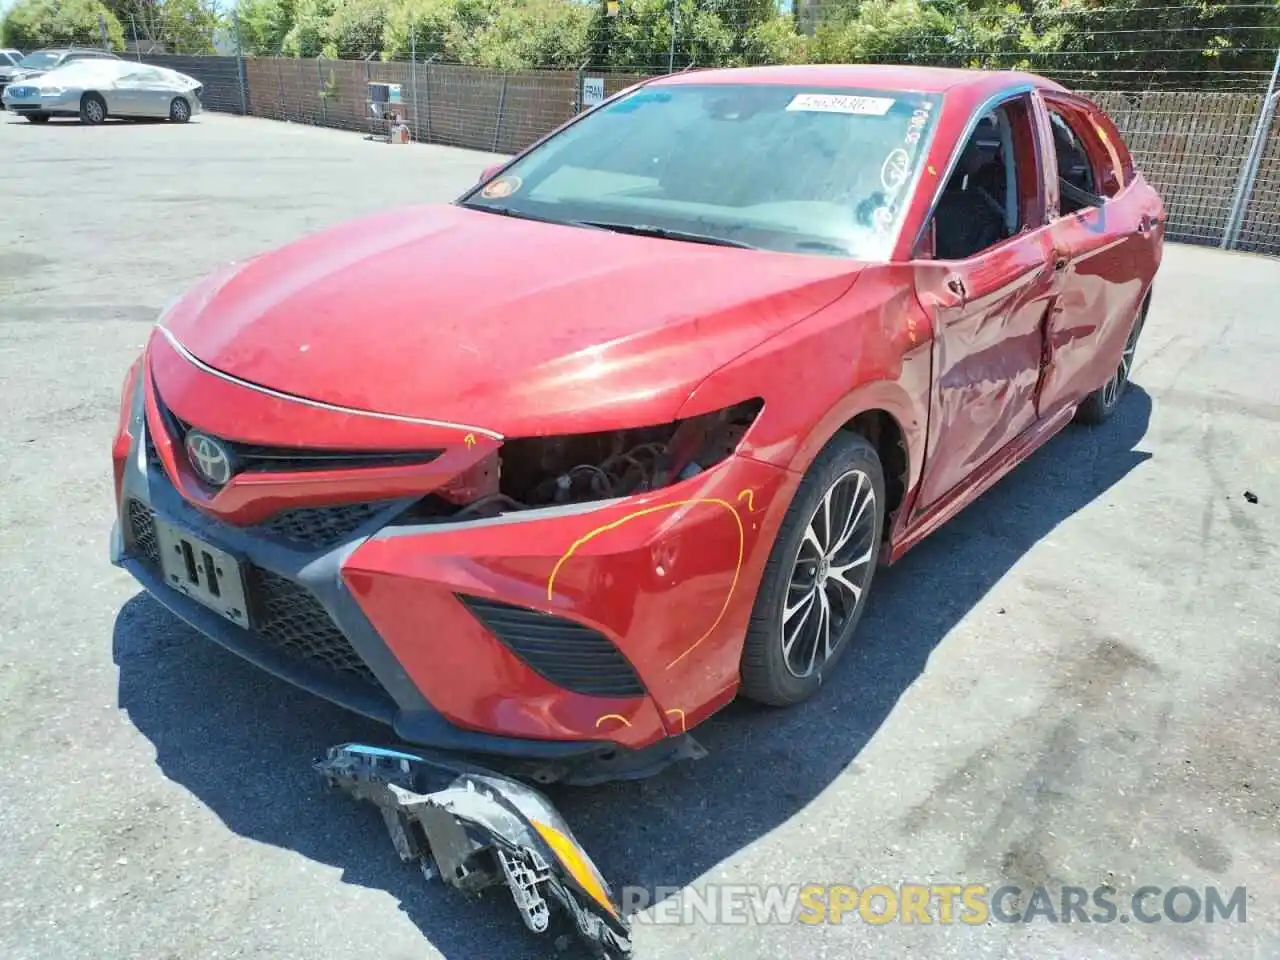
1;111;1277;960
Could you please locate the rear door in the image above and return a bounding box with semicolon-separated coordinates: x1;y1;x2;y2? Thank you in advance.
1035;91;1152;416
111;66;166;117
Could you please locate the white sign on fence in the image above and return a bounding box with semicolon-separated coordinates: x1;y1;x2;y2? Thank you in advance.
583;77;605;109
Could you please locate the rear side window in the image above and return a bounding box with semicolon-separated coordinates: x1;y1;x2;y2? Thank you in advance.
1046;101;1127;201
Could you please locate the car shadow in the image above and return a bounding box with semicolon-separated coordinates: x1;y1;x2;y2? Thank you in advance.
113;386;1153;958
5;116;188;126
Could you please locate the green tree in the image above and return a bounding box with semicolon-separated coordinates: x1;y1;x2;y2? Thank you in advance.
382;0;457;58
808;0;961;65
235;0;296;53
739;13;808;65
1025;0;1280;91
452;0;594;68
159;0;221;52
2;0;126;50
607;0;734;71
281;0;334;55
327;0;388;57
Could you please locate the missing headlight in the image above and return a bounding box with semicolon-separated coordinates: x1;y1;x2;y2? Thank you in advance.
394;400;762;524
500;399;763;508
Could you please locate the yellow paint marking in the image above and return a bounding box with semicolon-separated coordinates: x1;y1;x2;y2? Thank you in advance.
737;488;756;512
544;498;745;671
464;433;476;448
665;708;687;733
594;713;632;729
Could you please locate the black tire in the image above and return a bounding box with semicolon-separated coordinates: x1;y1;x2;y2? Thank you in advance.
169;97;191;123
1076;292;1150;425
739;430;886;707
25;112;50;123
80;92;107;125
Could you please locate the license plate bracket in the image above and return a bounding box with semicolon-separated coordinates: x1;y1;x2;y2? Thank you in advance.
154;518;251;628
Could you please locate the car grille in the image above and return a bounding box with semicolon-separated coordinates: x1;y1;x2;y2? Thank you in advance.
248;567;379;685
141;428;397;551
125;499;380;688
153;390;443;475
258;501;397;550
456;594;645;698
127;499;162;567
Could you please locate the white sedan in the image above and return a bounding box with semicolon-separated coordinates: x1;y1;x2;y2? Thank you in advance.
2;59;203;124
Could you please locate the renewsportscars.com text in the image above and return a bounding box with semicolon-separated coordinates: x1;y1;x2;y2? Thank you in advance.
622;883;1248;926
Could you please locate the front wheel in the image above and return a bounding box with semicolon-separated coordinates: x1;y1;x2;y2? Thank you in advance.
168;97;191;123
80;93;107;125
739;431;886;707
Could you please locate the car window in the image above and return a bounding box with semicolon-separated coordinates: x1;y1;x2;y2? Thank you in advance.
460;83;943;261
16;51;63;69
1;52;19;66
122;67;163;83
1046;103;1125;212
929;94;1040;260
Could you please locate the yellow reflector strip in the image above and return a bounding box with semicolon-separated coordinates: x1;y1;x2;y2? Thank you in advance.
531;820;618;919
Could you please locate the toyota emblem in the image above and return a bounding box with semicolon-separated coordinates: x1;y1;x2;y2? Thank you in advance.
184;431;235;487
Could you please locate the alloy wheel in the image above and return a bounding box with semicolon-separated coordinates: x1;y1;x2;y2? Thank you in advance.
84;99;104;123
1102;316;1143;408
781;468;878;678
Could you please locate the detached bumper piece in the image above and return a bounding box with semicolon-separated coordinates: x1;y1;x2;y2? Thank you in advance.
316;744;633;958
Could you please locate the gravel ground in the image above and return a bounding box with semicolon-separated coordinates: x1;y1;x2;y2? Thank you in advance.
1;111;1278;960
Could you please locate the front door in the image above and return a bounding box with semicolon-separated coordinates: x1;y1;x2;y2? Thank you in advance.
914;235;1057;509
911;91;1057;511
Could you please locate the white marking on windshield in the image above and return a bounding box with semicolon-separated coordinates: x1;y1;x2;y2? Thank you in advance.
785;94;895;116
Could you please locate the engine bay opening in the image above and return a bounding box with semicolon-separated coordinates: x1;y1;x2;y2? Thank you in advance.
394;399;762;524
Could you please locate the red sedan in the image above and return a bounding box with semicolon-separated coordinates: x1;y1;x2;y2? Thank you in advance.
110;64;1163;782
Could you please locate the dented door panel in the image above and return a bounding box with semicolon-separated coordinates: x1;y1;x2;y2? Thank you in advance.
1035;93;1151;416
913;233;1056;511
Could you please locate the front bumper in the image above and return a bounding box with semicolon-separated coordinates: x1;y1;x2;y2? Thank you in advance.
2;88;77;115
112;385;794;775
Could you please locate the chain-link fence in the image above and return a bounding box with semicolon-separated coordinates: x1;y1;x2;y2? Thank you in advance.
124;0;1280;255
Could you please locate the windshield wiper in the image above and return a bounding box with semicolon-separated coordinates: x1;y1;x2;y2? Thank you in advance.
577;221;757;249
460;203;606;230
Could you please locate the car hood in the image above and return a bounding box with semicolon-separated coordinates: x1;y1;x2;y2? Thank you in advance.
160;204;865;436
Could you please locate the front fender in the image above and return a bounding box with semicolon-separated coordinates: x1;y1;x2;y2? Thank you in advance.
677;263;932;493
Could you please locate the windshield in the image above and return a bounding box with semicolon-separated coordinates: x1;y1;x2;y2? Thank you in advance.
17;51;63;69
461;83;941;260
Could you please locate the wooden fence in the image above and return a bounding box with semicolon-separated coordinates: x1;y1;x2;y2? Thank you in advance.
141;54;1280;256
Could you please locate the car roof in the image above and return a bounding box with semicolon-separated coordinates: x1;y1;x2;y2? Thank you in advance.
649;63;1063;96
36;48;119;57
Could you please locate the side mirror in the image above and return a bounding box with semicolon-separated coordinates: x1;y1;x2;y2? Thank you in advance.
478;163;504;184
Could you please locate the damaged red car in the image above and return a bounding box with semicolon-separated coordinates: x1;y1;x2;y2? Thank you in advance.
111;65;1163;785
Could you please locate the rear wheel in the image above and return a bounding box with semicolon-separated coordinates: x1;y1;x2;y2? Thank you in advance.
739;431;885;707
1076;293;1149;425
168;97;191;123
80;93;107;125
